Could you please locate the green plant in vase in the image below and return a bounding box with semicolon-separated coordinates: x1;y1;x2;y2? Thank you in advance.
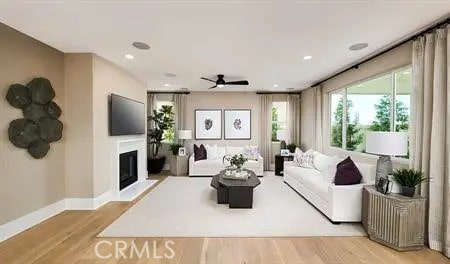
286;143;297;153
223;154;248;172
392;168;429;197
170;143;183;156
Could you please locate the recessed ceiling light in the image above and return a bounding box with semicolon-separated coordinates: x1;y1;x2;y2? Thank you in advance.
164;84;170;87
165;73;177;78
349;43;369;51
273;84;279;88
286;87;295;90
125;54;134;60
303;55;312;60
132;41;150;50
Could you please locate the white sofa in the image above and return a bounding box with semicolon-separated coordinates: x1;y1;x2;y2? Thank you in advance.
283;152;375;223
189;146;264;176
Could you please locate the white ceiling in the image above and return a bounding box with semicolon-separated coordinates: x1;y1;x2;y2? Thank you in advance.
0;1;449;92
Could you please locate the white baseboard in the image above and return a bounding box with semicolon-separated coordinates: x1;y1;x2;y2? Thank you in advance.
0;190;113;243
65;190;112;210
0;199;66;242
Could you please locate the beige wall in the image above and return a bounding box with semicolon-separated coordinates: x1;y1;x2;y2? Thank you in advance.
300;88;315;150
0;24;65;224
301;42;412;166
64;54;94;198
92;55;147;197
184;92;261;150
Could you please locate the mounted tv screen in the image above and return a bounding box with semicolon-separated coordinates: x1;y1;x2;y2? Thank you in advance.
109;94;145;136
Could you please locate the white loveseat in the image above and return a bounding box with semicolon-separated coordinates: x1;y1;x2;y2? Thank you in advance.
283;152;375;223
189;146;264;176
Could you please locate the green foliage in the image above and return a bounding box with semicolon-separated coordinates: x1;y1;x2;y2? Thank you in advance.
272;106;279;141
224;154;248;169
148;105;175;157
170;143;183;155
370;95;409;132
287;143;297;153
331;97;363;150
392;168;429;187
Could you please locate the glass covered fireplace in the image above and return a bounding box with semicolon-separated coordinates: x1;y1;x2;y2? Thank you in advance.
119;150;138;190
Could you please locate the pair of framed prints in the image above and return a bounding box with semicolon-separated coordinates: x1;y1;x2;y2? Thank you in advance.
195;109;251;140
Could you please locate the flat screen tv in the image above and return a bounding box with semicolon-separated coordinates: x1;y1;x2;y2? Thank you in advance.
109;94;145;136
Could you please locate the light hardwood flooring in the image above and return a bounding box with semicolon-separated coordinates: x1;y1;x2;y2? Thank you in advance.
0;175;448;264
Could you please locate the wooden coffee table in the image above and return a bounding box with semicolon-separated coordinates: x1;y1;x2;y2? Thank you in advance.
210;169;261;208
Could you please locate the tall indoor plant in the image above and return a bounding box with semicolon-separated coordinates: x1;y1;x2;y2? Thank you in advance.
148;105;174;174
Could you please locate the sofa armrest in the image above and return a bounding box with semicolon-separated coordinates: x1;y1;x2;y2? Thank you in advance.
188;155;195;175
284;161;295;168
328;183;369;221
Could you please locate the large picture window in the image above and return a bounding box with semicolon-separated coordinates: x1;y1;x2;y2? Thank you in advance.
155;100;175;143
272;101;288;142
329;67;411;155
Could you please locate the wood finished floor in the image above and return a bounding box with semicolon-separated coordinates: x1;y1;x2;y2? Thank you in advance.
0;175;448;264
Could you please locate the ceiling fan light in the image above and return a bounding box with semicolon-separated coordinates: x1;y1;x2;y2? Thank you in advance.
217;84;225;88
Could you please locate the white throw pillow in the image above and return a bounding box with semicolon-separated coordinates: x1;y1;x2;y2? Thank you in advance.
313;152;339;172
205;144;218;160
293;149;315;169
243;145;259;160
322;164;338;183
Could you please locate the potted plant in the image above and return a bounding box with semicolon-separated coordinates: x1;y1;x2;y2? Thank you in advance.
223;154;248;172
170;143;183;156
392;168;429;197
287;143;297;153
147;105;174;174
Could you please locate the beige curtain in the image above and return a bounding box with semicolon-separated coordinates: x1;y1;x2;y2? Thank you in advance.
147;93;156;156
410;25;449;257
287;94;301;146
312;85;323;152
173;93;187;143
260;94;273;171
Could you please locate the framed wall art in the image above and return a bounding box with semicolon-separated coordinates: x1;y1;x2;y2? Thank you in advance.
195;110;222;139
224;109;251;140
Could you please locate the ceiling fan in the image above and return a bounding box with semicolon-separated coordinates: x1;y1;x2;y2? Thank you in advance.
201;74;249;89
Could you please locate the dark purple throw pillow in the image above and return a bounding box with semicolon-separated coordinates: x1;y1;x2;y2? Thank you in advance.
334;156;362;185
194;144;207;161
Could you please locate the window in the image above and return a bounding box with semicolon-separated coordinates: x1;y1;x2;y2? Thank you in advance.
329;67;411;155
155;100;175;143
272;101;288;142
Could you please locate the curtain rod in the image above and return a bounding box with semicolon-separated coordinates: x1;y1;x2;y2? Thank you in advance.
147;91;190;94
311;15;450;88
256;91;301;95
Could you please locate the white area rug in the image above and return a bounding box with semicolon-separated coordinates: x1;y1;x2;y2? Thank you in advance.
99;173;365;237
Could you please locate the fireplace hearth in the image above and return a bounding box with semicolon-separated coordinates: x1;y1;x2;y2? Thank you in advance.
120;150;138;190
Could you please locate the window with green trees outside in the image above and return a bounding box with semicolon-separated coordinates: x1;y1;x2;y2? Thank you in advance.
329;67;411;157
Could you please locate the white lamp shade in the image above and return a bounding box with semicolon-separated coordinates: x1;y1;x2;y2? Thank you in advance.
276;129;290;141
365;132;408;156
178;130;192;140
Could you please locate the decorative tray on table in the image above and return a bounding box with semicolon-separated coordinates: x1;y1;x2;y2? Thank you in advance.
222;170;249;180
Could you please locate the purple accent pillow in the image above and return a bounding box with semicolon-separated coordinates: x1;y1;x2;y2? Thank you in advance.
334;156;362;185
194;144;207;161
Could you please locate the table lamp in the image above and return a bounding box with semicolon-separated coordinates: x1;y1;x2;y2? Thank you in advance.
178;130;192;146
365;132;408;183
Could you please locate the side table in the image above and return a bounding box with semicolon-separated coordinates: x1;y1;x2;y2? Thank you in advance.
362;185;426;251
275;154;294;176
169;155;189;176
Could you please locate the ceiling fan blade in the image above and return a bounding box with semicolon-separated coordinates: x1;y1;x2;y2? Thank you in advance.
201;77;216;83
208;85;218;89
225;80;249;85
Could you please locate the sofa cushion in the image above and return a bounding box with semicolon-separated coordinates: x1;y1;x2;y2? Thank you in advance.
193;159;224;169
194;144;207;161
334;157;362;185
285;166;321;184
301;174;329;201
226;146;244;156
217;147;226;160
205;144;218;160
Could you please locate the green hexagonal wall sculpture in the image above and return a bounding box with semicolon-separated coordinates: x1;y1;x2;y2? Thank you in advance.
6;77;63;159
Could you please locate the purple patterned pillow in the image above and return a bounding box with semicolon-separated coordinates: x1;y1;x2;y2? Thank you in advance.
194;144;207;161
243;145;259;160
334;157;362;185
